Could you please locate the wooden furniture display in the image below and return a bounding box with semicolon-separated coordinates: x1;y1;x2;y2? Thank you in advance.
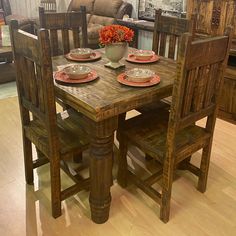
0;0;34;33
52;48;176;223
117;31;232;223
40;0;57;12
39;6;88;56
10;20;90;218
218;66;236;122
187;0;236;121
0;39;15;83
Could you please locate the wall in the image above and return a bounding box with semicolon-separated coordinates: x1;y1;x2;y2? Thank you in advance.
9;0;40;18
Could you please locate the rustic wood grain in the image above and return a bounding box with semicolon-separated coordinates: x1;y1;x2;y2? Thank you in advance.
39;6;88;56
53;49;176;122
137;9;196;115
153;9;196;59
52;48;176;223
187;0;236;122
117;30;232;223
10;20;90;219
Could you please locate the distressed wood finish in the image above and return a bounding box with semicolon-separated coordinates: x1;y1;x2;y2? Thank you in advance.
187;0;236;123
153;9;196;59
40;0;56;13
10;20;90;219
53;48;176;223
218;66;236;122
117;30;232;223
39;6;88;56
53;49;176;122
187;0;236;39
137;9;196;114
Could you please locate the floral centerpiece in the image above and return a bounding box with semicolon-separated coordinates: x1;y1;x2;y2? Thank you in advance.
99;24;134;45
99;25;134;69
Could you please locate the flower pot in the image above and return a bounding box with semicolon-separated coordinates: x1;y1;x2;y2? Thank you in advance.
105;42;128;69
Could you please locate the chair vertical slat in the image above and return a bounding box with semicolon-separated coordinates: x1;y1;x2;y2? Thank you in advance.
36;64;45;113
27;60;38;106
20;57;30;100
49;29;59;56
204;63;219;107
181;68;198;117
159;32;167;56
61;29;70;54
168;34;177;59
192;66;208;112
72;29;80;48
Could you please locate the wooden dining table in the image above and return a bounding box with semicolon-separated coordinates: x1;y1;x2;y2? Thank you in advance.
52;48;176;224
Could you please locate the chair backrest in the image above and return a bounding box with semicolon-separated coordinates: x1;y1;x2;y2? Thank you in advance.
152;9;196;59
168;29;232;144
9;20;59;153
40;0;57;13
39;6;88;56
0;0;11;16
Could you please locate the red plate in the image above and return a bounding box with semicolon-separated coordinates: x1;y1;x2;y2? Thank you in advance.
117;73;160;87
65;51;102;62
54;70;98;84
126;54;160;64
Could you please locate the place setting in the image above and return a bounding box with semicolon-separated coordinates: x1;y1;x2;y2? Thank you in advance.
65;48;102;62
126;49;160;64
54;64;99;84
117;68;161;87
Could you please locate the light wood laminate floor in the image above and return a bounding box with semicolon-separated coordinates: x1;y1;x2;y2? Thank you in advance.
0;97;236;236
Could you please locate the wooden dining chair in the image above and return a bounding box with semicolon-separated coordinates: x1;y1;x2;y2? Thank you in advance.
10;20;90;218
40;0;57;13
117;29;232;223
136;9;196;114
39;6;88;56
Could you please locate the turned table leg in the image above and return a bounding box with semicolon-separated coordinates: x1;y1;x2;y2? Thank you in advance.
87;116;117;224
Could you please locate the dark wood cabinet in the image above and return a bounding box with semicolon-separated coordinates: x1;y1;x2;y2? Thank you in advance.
187;0;236;122
218;66;236;122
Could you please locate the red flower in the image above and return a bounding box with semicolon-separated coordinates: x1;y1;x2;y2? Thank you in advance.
99;25;134;46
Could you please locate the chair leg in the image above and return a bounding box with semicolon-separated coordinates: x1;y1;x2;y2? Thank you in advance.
50;156;62;218
23;135;34;185
117;137;128;188
197;144;212;193
160;190;171;223
116;113;126;143
160;153;175;223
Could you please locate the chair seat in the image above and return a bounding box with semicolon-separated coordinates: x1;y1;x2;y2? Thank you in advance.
24;109;90;157
123;110;211;163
